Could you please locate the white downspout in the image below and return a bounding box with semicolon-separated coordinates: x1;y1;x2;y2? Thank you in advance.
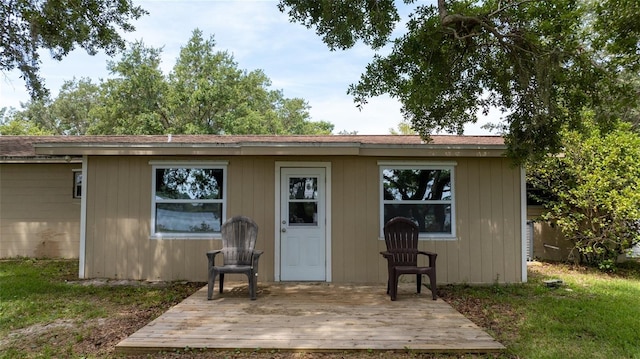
520;166;528;282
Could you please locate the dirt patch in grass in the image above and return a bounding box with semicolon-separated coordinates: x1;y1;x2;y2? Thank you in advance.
1;277;201;358
2;299;170;357
2;280;505;358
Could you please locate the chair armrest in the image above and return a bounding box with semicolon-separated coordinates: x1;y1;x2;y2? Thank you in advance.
418;250;437;267
206;250;222;270
380;251;393;259
250;250;264;274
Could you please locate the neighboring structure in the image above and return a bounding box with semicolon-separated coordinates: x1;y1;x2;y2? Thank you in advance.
526;206;573;262
0;137;82;258
0;135;527;284
527;205;640;261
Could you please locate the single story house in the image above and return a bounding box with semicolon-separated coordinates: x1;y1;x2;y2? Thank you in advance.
1;135;527;284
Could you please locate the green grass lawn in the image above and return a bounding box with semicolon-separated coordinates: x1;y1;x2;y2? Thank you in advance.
441;261;640;359
1;259;639;358
0;259;201;358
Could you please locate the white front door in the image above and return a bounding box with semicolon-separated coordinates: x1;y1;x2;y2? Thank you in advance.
279;167;326;281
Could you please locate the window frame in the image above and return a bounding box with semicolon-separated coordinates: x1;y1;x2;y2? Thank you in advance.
378;161;457;240
150;161;228;239
72;169;82;199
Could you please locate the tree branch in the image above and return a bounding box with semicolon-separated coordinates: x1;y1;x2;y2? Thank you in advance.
488;0;536;18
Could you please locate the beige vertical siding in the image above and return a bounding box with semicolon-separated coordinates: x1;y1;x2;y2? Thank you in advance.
527;206;572;261
331;157;522;285
83;155;522;284
84;156;278;281
0;163;80;258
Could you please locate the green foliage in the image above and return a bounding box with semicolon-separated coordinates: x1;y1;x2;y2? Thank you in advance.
389;120;417;135
0;107;52;135
5;29;334;136
277;0;400;50
5;79;101;135
528;119;640;268
1;0;147;99
279;0;640;163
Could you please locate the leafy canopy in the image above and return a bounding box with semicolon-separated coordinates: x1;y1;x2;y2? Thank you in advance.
528;118;640;269
279;0;640;163
1;29;334;136
1;0;147;99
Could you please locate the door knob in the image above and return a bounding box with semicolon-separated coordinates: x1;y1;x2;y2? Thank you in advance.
281;228;287;233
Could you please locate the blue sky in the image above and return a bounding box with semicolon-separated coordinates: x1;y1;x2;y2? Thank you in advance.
0;0;493;135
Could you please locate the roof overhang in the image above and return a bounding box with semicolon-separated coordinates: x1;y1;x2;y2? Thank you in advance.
33;141;507;157
0;156;83;164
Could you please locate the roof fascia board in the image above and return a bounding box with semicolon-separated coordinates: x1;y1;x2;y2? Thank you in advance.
360;148;506;157
33;141;506;157
0;157;83;164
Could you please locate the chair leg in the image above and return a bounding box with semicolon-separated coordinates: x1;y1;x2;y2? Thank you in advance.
207;270;217;300
219;273;225;293
429;272;437;300
248;273;256;300
391;272;399;301
416;274;422;294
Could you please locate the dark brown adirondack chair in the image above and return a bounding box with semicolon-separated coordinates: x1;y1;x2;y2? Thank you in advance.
380;217;437;301
207;216;263;300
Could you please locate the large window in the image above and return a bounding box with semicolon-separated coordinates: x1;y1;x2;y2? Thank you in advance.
151;162;227;237
380;162;455;238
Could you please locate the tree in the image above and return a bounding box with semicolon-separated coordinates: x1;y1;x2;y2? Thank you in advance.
6;29;334;136
528;118;640;269
0;107;51;135
278;0;640;163
166;30;334;135
89;41;169;135
389;120;417;135
1;0;146;99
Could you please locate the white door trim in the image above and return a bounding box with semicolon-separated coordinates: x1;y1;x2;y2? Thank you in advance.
274;161;332;282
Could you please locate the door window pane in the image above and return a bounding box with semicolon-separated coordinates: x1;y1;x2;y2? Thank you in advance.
289;177;318;199
289;202;318;226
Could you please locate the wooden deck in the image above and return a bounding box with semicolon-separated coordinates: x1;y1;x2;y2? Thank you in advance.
116;282;505;354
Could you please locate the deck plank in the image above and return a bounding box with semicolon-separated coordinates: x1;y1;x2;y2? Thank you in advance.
116;283;505;354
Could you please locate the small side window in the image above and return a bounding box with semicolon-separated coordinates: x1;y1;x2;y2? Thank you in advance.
73;170;82;199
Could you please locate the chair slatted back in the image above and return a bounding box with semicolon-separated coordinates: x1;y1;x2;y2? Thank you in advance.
383;217;419;266
220;216;258;266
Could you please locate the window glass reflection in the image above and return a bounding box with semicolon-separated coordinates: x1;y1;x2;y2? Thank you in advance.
289;202;318;226
289;177;318;200
156;203;222;233
382;169;451;201
155;168;223;200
